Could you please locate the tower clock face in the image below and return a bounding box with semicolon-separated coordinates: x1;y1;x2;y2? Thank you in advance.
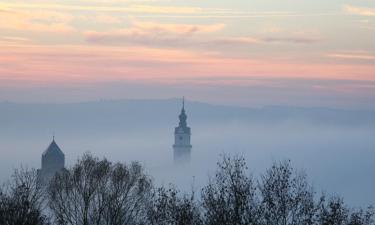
179;136;183;140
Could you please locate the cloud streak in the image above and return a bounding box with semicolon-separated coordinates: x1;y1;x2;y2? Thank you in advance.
328;52;375;61
0;2;204;14
1;43;375;87
0;8;75;33
85;18;226;47
1;0;375;108
344;5;375;16
85;18;320;49
131;19;225;34
0;2;343;18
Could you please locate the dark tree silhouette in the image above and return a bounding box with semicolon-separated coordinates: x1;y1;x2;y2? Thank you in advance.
348;207;374;225
201;155;259;225
1;153;373;225
10;167;46;211
317;195;375;225
317;196;349;225
147;186;202;225
47;153;152;225
0;169;49;225
258;160;316;225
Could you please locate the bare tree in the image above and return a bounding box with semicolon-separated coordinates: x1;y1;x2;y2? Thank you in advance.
316;196;375;225
316;196;349;225
348;207;374;225
0;168;49;225
10;167;46;211
103;162;152;225
258;160;316;225
2;153;373;225
47;153;152;225
201;155;259;225
147;186;202;225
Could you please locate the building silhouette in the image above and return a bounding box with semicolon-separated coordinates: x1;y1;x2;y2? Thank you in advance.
37;137;65;184
173;98;192;163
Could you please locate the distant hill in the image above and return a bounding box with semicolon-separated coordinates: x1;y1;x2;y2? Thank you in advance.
1;99;374;137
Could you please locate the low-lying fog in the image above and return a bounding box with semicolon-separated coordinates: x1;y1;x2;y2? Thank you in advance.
0;99;374;207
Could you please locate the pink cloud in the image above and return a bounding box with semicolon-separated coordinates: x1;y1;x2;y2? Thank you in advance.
1;43;375;89
262;36;320;44
85;18;226;47
130;18;225;34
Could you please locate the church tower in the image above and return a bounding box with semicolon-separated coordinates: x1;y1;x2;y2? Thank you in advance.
38;137;65;184
173;98;192;163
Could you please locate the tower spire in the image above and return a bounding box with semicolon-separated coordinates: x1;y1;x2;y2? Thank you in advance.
173;96;192;164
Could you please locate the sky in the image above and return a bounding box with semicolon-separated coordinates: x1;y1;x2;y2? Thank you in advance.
0;0;375;108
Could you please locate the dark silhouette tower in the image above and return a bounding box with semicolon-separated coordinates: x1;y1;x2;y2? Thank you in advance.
37;137;65;184
173;98;192;163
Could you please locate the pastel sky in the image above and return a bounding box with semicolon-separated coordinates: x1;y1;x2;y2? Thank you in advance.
0;0;375;108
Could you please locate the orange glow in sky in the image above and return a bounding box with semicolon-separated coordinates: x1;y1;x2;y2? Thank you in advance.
0;0;374;107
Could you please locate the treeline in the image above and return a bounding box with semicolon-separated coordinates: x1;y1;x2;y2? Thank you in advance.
0;153;374;225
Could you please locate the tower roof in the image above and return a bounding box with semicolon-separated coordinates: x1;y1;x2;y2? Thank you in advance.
42;138;64;157
179;97;187;127
175;97;190;134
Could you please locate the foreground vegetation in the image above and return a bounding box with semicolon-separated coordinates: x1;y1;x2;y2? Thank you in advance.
0;153;373;225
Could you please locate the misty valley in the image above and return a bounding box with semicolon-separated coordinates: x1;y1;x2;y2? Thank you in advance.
0;99;374;209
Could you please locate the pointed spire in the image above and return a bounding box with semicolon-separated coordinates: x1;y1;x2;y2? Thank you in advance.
178;97;187;127
43;137;64;157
